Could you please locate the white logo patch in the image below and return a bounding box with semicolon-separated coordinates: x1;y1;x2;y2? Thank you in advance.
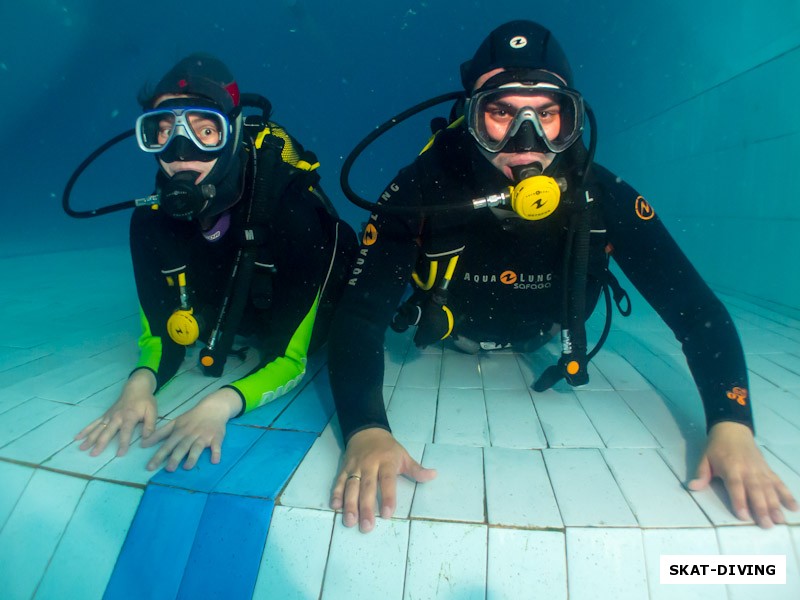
510;36;528;49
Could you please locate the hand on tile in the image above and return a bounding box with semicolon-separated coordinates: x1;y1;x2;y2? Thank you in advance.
330;427;437;533
75;369;157;457
688;420;798;528
142;388;242;472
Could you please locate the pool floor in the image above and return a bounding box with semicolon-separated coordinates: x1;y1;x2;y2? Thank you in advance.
1;246;798;599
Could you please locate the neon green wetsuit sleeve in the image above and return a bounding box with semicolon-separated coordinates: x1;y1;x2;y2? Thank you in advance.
136;306;162;372
228;292;320;412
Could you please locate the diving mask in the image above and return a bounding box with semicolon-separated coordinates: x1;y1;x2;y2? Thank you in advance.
466;82;584;154
135;102;230;158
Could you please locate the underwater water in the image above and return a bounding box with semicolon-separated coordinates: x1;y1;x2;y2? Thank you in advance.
0;1;799;599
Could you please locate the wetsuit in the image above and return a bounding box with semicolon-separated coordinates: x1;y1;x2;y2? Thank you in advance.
329;124;752;440
131;127;356;415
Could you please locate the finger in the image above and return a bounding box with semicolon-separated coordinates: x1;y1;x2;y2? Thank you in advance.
403;457;437;483
183;439;209;470
723;475;751;522
116;420;136;457
142;404;157;439
330;470;350;511
90;419;121;456
342;475;362;528
358;473;378;533
210;440;223;465
166;435;198;472
146;430;183;471
687;456;712;491
140;420;176;448
743;476;774;528
76;418;104;441
378;471;397;519
773;478;799;512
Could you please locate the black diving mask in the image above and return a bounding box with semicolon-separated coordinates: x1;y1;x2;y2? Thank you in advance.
466;82;584;154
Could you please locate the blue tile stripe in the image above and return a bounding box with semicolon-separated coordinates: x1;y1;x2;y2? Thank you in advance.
177;494;274;600
106;371;330;599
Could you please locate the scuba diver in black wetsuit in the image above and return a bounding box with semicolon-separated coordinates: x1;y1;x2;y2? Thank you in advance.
327;20;797;532
74;54;356;471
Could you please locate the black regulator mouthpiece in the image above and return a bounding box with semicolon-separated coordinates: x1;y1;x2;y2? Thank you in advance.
510;161;544;183
160;171;216;220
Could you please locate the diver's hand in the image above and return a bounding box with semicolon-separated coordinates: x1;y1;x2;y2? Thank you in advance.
142;388;242;472
75;369;157;457
688;421;798;528
330;428;437;533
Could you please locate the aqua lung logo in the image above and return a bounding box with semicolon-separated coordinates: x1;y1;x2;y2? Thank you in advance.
510;36;528;49
349;182;400;286
463;271;552;290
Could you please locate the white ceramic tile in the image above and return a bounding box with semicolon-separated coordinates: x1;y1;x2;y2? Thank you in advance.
383;352;404;388
0;398;71;449
253;506;334;600
618;390;704;447
752;403;800;445
641;528;726;600
395;353;442;389
749;354;800;389
4;357;106;398
385;387;437;443
411;443;485;523
487;528;566;600
95;435;160;486
757;386;800;430
404;520;487;600
36;361;129;404
602;448;710;527
566;528;649;600
0;469;88;600
34;480;143;600
576;390;659;447
279;420;344;511
0;346;49;374
544;448;636;526
716;525;800;600
382;385;394;409
0;405;101;465
155;371;217;417
591;351;655;390
322;517;409;600
484;389;547;449
791;527;800;571
532;390;604;447
0;388;34;415
434;388;489;446
484;447;562;528
439;350;482;389
767;443;800;476
480;353;527;390
658;444;746;526
0;461;34;531
391;439;427;520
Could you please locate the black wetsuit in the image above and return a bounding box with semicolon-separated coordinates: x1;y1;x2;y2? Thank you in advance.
130;123;356;414
329;125;752;440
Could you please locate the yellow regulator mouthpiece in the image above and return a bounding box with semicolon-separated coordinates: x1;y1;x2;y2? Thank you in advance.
511;175;561;220
167;309;201;346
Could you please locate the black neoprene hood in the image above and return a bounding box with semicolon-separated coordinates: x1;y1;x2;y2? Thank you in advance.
460;20;574;91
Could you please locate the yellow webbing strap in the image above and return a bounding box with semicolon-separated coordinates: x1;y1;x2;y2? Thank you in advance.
419;116;465;155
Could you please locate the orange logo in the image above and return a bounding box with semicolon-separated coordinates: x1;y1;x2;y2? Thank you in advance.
726;387;749;406
362;224;378;246
500;270;517;284
635;196;655;221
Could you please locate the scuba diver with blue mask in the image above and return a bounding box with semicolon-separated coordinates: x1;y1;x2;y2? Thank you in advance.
327;20;797;533
74;53;357;472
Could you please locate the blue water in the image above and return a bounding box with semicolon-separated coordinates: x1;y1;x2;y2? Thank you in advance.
1;0;798;309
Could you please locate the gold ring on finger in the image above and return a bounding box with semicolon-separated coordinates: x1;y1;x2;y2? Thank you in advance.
346;474;361;482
